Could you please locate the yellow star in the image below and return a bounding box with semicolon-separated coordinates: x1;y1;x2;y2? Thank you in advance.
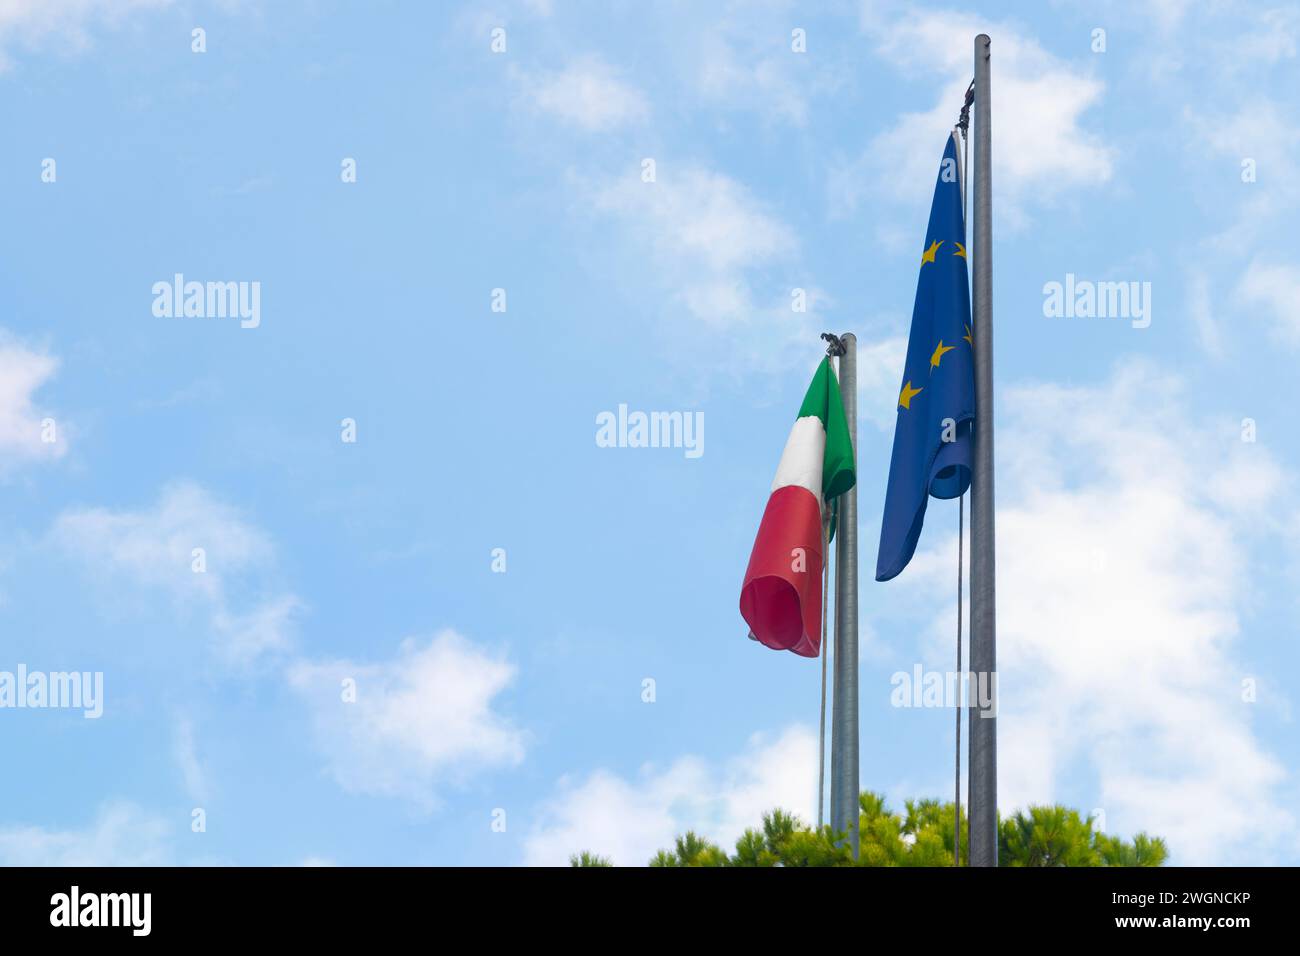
920;239;944;265
898;380;923;410
954;242;966;258
929;340;955;372
963;324;973;346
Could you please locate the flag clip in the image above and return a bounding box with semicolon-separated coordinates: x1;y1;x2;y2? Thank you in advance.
820;332;846;357
957;79;974;138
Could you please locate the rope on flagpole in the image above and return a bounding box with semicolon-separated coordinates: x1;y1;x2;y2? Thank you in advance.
955;494;965;865
817;511;831;830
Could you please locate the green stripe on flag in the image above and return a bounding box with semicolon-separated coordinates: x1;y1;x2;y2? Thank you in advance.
797;357;856;501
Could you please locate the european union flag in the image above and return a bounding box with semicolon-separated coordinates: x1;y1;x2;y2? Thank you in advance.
876;132;975;582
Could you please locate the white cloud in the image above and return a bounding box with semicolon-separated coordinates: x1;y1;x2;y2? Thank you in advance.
1220;5;1300;65
699;55;807;124
583;163;828;383
0;333;66;469
694;28;817;125
212;594;301;667
287;630;524;808
0;0;172;70
517;5;830;127
902;361;1294;863
1237;260;1300;343
526;56;648;131
509;12;832;382
0;802;172;865
591;164;797;328
844;4;1112;228
1175;75;1300;353
1144;0;1195;31
1198;99;1300;223
597;166;794;281
173;716;208;803
1186;272;1223;359
50;482;301;668
680;2;851;125
855;334;908;430
522;726;816;866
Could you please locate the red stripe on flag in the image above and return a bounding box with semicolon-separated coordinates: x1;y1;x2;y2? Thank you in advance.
739;484;824;658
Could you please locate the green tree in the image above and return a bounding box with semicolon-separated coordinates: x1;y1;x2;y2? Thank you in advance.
1095;831;1168;867
648;831;728;867
570;791;1168;867
997;806;1167;867
569;851;613;867
999;805;1100;866
858;790;909;866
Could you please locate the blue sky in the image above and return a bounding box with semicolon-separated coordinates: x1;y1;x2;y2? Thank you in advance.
1;0;1298;866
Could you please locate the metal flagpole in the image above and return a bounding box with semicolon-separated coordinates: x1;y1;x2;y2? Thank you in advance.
955;81;973;871
830;332;859;858
968;33;999;867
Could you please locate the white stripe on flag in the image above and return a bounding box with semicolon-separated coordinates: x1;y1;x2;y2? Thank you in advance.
771;416;825;501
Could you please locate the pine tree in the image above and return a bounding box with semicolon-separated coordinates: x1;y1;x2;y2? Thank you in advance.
570;791;1168;867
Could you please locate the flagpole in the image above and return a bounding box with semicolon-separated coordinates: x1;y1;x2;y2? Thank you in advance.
956;78;973;871
968;33;998;867
830;332;859;858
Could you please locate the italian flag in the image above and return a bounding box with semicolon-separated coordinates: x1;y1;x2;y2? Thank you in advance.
740;358;856;657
